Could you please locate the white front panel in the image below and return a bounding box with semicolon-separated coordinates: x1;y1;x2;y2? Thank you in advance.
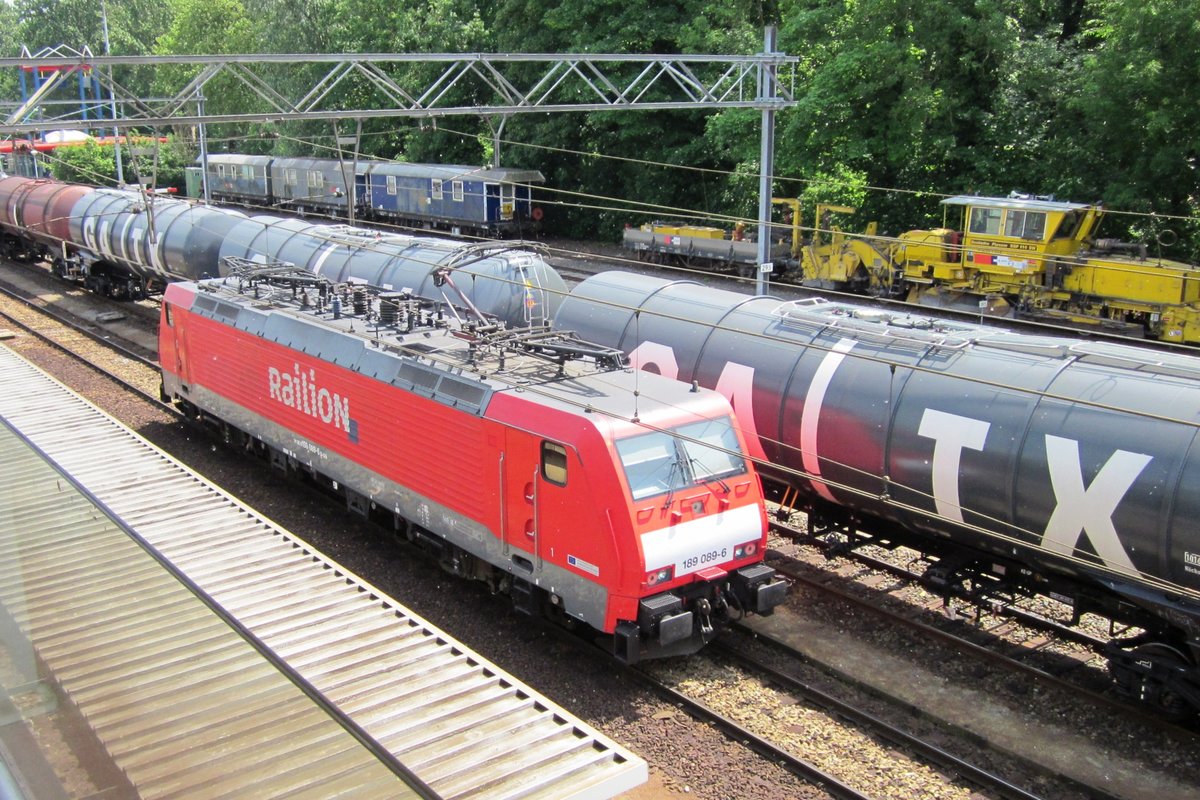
640;504;762;577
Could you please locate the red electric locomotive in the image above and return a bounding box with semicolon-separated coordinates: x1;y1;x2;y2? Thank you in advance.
158;264;786;661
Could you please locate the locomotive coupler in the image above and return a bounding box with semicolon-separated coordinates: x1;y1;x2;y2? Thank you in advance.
696;597;714;637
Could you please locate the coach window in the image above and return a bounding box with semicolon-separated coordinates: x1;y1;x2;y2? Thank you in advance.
308;171;324;189
386;175;397;195
452;181;464;202
285;169;298;187
542;441;568;486
432;179;444;200
969;207;1002;235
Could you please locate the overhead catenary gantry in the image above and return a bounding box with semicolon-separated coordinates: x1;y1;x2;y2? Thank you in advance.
0;28;797;290
0;48;797;130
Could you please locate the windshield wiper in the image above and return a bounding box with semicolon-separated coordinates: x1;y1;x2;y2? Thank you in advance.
688;456;731;493
660;457;683;509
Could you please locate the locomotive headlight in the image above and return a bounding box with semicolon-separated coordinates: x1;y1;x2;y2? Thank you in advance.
645;567;674;586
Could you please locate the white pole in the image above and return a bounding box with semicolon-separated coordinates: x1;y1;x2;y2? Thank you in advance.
100;0;124;186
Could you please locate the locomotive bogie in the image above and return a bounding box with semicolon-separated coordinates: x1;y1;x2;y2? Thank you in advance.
159;271;783;661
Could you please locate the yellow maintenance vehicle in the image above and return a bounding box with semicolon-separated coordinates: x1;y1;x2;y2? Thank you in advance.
624;193;1200;343
784;193;1200;343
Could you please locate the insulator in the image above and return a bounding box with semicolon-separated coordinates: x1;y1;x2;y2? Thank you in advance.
379;299;398;326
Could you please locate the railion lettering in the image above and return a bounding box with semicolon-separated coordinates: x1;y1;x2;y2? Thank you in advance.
267;363;351;433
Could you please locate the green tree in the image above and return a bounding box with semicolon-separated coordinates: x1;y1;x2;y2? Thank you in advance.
153;0;260;154
1066;0;1200;257
327;0;492;163
0;3;21;103
489;0;767;238
48;138;117;184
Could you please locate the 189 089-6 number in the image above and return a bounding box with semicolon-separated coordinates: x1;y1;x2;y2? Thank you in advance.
682;547;728;571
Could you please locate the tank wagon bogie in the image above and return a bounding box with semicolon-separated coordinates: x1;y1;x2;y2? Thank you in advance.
556;271;1200;716
159;268;786;661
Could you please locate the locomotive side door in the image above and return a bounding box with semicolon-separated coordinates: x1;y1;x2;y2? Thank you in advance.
160;298;192;390
502;428;543;576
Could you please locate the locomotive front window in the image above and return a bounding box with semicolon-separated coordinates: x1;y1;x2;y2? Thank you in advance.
616;416;746;501
1004;210;1046;241
677;418;746;483
969;207;1002;235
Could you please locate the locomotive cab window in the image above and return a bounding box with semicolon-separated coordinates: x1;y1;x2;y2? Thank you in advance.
1004;210;1046;241
1052;210;1084;240
541;441;568;486
969;207;1002;235
616;417;746;501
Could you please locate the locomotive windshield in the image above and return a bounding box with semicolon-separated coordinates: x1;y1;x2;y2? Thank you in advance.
616;417;746;501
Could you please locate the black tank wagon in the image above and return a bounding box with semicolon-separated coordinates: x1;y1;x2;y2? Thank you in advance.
557;271;1200;717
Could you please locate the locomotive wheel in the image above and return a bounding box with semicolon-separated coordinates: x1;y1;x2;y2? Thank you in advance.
1112;642;1195;720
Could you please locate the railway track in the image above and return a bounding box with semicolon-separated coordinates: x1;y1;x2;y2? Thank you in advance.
763;516;1199;738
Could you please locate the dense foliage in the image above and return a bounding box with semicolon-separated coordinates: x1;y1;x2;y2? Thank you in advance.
5;0;1198;258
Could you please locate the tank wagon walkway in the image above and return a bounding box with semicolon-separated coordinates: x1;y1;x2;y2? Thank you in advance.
0;345;646;799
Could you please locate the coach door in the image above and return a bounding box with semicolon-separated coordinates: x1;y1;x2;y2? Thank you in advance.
499;182;515;221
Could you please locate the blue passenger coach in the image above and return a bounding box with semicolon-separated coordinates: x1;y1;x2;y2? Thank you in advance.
195;154;543;236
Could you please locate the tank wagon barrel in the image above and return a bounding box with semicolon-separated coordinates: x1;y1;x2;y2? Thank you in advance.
0;175;563;325
556;271;1200;717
